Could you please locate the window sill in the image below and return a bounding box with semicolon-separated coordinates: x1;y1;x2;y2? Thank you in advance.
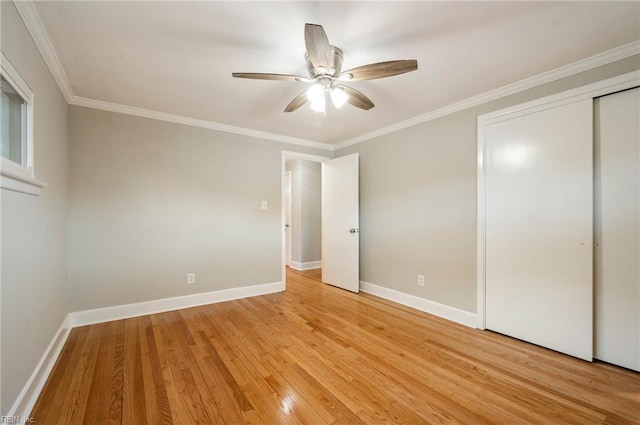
0;158;47;196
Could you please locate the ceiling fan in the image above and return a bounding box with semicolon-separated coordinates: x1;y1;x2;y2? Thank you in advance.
232;23;418;113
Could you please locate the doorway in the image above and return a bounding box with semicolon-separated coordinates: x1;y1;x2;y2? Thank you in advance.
281;151;361;293
281;151;329;289
286;158;322;271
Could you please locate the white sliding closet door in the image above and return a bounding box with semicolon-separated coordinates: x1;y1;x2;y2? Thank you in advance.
485;99;593;361
594;87;640;371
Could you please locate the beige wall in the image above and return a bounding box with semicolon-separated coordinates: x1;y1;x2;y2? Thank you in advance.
1;2;69;413
300;160;321;263
287;159;321;265
68;106;327;311
1;0;638;411
286;160;302;263
336;55;640;313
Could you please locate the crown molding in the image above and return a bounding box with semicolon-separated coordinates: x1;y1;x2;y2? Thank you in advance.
12;0;73;102
70;95;334;151
13;0;638;153
334;40;640;150
13;0;333;152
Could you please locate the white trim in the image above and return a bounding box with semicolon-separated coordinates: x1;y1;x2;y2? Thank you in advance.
360;281;477;328
476;70;640;329
6;316;71;420
12;1;334;151
289;261;322;271
0;174;46;196
0;53;33;103
14;0;640;153
69;95;334;151
1;53;35;170
282;151;331;163
68;281;283;327
335;40;640;150
477;117;487;330
12;0;73;102
478;71;640;126
0;157;47;196
0;54;48;195
13;0;639;153
285;171;292;267
281;151;330;289
6;282;284;416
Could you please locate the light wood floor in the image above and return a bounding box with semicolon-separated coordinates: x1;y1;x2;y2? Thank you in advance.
32;268;639;424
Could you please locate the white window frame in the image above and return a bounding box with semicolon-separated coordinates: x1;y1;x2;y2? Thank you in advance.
0;52;46;195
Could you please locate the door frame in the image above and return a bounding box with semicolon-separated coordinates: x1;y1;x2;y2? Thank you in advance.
476;70;640;330
284;170;292;267
281;151;330;289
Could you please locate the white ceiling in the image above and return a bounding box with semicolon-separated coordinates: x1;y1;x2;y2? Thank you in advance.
32;1;640;146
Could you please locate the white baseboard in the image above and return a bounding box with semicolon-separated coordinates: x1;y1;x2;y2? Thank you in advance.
360;281;477;328
289;261;322;271
5;281;283;419
7;316;71;420
69;281;283;327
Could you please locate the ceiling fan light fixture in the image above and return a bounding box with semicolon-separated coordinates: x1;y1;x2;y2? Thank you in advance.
330;87;348;108
306;83;324;104
232;24;417;113
309;97;326;113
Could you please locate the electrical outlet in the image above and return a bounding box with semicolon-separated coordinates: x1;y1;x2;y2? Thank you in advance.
187;273;195;284
418;275;425;286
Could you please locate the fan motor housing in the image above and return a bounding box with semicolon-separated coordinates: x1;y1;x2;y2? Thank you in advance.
306;46;343;79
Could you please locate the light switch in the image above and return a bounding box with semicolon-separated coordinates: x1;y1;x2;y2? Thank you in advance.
261;201;268;210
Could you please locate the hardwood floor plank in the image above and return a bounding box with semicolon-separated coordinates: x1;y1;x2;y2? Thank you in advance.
190;329;252;423
142;316;174;425
289;362;367;425
31;325;90;425
82;323;117;424
30;267;640;424
108;320;125;425
60;324;103;425
122;318;147;425
156;311;221;425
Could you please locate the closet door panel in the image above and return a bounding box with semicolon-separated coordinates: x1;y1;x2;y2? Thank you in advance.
594;87;640;371
485;99;593;360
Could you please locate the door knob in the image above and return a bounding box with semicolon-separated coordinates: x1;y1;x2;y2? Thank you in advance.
350;228;359;233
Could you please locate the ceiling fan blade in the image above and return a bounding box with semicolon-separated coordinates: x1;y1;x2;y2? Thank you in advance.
337;85;375;110
340;60;418;81
305;23;332;69
284;91;309;112
232;73;311;82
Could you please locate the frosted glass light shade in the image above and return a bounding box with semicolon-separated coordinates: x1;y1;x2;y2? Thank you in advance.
310;97;326;112
306;84;324;104
330;87;348;108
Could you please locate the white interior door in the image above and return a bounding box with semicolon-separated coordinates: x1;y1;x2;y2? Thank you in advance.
285;171;292;267
485;99;593;361
322;154;359;292
594;87;640;371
